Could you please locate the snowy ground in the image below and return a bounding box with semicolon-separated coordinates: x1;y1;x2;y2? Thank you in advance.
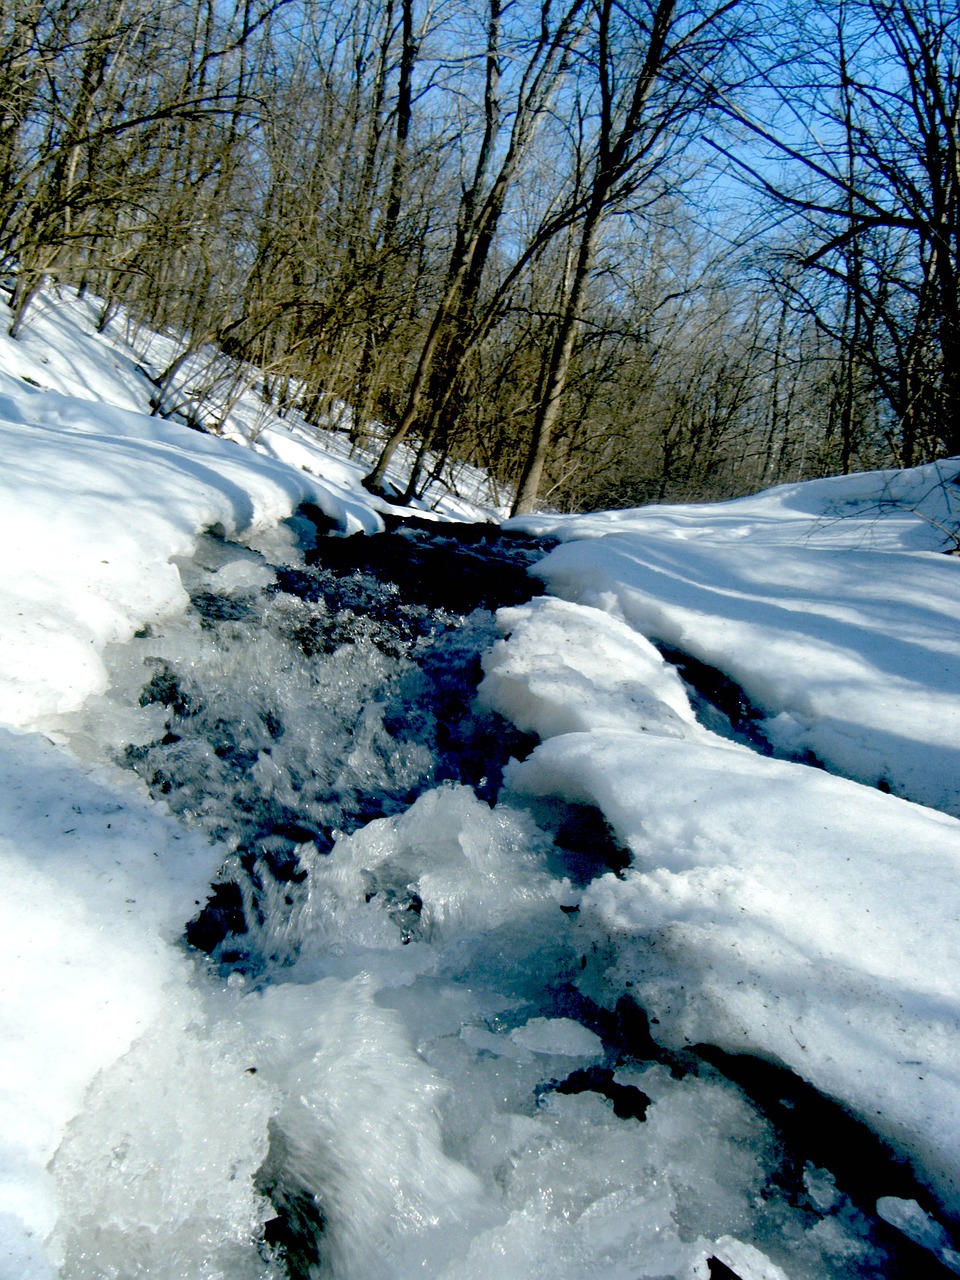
499;470;960;1223
1;286;960;1277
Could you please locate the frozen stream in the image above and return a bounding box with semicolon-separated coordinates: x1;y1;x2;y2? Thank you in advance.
44;513;944;1279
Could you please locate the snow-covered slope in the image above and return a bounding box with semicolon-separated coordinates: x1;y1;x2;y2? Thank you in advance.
2;285;960;1276
491;464;960;1227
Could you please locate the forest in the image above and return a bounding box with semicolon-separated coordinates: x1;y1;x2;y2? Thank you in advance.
2;0;958;513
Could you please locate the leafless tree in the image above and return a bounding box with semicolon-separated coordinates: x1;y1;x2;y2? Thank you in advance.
363;0;593;495
509;0;744;514
713;0;960;466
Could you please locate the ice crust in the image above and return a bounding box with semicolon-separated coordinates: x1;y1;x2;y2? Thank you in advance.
4;571;899;1279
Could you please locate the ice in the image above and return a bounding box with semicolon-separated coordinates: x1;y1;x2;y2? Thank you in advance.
210;558;278;595
313;786;563;948
804;1165;843;1214
510;1017;603;1058
433;1069;865;1280
1;681;908;1279
50;998;278;1280
25;606;896;1280
708;1238;789;1280
876;1197;960;1273
242;978;490;1280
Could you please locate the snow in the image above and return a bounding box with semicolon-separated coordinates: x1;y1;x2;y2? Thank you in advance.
488;469;960;1222
0;287;477;1275
509;1017;604;1058
0;726;246;1269
477;596;706;741
0;368;388;725
2;283;960;1275
507;467;960;813
502;730;960;1213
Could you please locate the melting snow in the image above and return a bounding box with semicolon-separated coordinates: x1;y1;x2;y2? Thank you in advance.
2;285;960;1277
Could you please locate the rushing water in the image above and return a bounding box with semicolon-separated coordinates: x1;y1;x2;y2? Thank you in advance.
45;512;939;1279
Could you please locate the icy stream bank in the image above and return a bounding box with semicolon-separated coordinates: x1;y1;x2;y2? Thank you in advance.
5;285;960;1280
32;514;957;1279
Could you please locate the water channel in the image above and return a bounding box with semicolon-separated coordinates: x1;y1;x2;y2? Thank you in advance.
45;509;946;1279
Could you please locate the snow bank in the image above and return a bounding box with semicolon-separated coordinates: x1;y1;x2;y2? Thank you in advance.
504;731;960;1215
0;727;265;1274
477;596;707;741
0;372;383;725
510;462;960;815
510;461;960;553
482;486;960;1222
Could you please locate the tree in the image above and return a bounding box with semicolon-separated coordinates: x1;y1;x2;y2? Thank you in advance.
2;0;287;337
510;0;743;514
363;0;593;496
714;0;960;465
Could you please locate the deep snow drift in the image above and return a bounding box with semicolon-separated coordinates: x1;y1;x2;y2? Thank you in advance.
1;286;960;1279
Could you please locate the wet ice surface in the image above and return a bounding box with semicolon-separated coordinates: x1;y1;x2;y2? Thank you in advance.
45;518;942;1279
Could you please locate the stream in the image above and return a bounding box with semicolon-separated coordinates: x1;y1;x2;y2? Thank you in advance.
44;509;947;1279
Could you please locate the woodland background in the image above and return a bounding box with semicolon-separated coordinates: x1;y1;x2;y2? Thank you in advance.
3;0;958;513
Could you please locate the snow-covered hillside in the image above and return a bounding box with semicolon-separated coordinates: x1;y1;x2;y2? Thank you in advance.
2;287;959;1278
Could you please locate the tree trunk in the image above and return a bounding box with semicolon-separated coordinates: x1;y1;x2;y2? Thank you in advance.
511;220;597;515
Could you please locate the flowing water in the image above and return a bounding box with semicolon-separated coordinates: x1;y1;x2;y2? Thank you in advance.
43;512;944;1279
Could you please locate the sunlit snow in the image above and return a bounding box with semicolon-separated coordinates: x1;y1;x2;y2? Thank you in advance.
1;286;959;1278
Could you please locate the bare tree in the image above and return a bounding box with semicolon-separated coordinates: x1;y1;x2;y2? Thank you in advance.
363;0;592;495
4;0;287;336
509;0;743;514
713;0;960;465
